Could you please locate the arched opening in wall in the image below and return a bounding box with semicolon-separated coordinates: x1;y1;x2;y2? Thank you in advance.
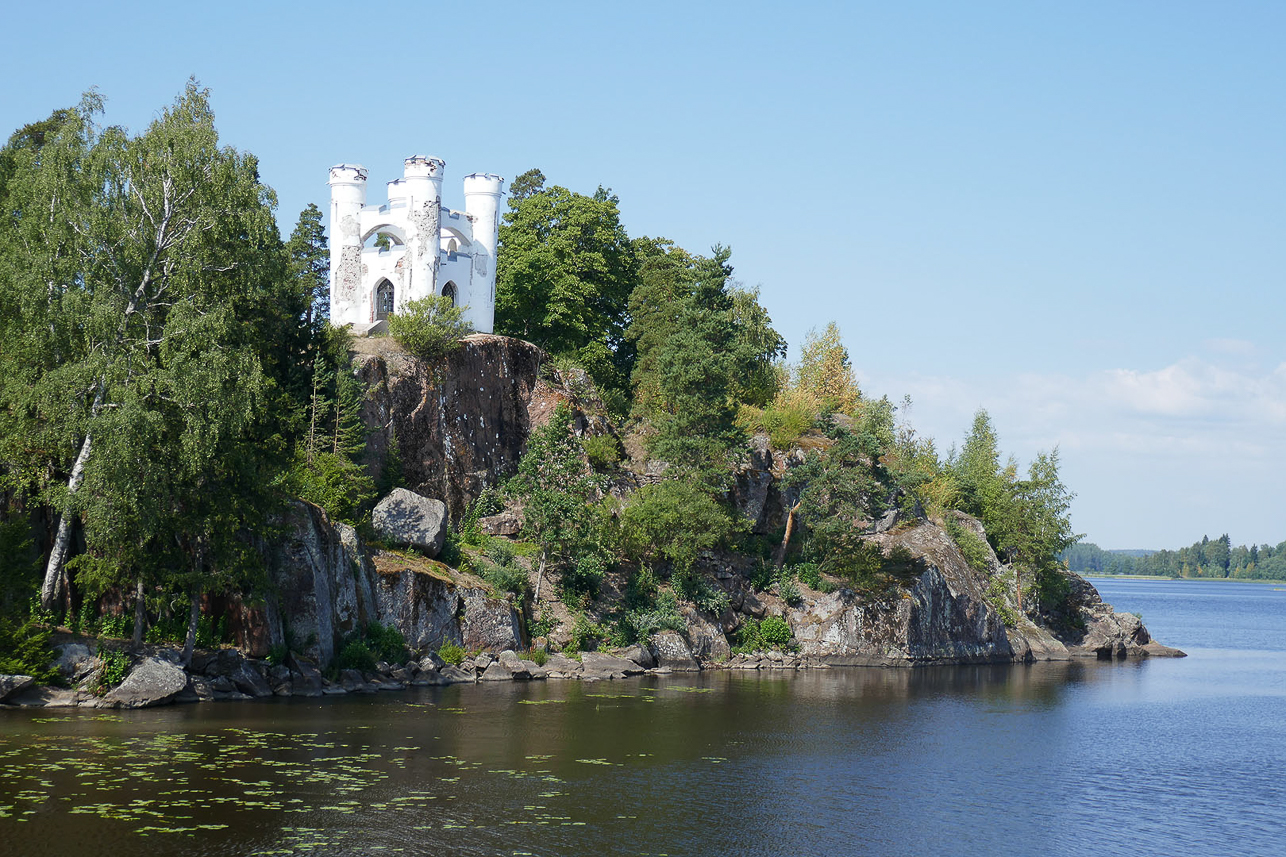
364;229;404;251
441;282;457;307
375;279;395;320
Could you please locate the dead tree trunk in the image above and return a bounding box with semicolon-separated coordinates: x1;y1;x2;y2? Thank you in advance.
774;502;801;569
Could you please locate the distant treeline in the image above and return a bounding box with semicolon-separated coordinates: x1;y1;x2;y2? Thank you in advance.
1062;535;1286;580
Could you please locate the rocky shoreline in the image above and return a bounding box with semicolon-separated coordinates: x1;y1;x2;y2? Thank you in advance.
2;592;1183;711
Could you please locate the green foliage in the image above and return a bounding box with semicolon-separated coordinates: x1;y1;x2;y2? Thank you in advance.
581;434;622;471
97;612;131;638
527;612;555;641
287;202;330;329
566;612;618;653
620;584;685;643
792;562;829;592
267;643;289;666
943;517;993;573
778;578;802;607
479;558;529;599
0;615;59;684
456;490;504;550
337;639;376;673
1062;535;1286;582
737;400;814;450
748;558;776;591
364;622;408;664
673;568;730;616
628;242;780;487
1;83;309;615
984;568;1021;628
284;332;376;525
619;480;735;574
495;175;638;401
285;449;376;525
95;649;130;694
509;403;607;580
947;410;1080;612
732;615;792;653
388;294;473;361
0;518;37;615
760;616;792;647
784;427;899;584
338;622;407;671
437;641;466;666
559;552;607;604
527;648;549;667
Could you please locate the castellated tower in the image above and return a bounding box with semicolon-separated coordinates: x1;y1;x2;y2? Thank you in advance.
328;156;503;334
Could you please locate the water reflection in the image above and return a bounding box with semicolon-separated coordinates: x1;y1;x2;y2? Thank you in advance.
3;615;1282;857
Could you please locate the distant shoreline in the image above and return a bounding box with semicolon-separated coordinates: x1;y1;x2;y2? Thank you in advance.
1085;573;1286;586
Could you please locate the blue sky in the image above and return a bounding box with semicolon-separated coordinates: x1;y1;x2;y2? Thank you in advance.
4;1;1283;550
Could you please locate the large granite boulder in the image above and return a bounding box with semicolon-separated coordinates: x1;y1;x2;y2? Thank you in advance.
372;489;449;557
650;631;700;671
230;662;273;698
54;643;99;683
580;652;644;679
104;658;189;709
460;591;523;651
0;674;35;703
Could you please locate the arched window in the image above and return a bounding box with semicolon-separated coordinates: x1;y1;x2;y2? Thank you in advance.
375;279;395;320
441;282;457;307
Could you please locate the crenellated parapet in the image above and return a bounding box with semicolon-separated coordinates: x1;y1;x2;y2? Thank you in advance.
328;156;503;334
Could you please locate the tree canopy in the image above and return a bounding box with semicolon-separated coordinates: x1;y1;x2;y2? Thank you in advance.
494;173;639;400
0;83;312;644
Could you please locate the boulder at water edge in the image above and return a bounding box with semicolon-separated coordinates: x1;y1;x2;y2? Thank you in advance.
0;674;35;703
372;488;449;557
103;658;189;709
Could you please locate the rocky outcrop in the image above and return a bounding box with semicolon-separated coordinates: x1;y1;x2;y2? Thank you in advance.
371;556;521;652
265;502;377;666
650;631;699;671
372;489;449;557
352;334;547;522
103;657;189;708
1056;571;1185;659
0;674;35;703
781;521;1013;665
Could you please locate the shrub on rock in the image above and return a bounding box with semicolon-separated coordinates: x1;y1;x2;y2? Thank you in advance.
389;295;472;360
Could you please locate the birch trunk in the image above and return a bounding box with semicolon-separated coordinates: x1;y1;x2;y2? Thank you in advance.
40;430;93;609
533;553;547;603
131;576;147;651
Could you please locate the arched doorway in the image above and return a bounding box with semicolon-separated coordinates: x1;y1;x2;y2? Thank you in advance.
375;279;395;320
441;282;457;306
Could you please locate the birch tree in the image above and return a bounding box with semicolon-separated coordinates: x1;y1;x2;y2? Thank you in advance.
0;82;301;622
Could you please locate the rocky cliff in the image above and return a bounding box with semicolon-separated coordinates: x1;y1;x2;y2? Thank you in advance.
2;334;1181;710
352;334;558;522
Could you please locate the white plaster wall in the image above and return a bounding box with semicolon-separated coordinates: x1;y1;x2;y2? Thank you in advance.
330;159;501;333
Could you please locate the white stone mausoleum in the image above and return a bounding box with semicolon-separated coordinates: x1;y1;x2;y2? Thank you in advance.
328;156;504;334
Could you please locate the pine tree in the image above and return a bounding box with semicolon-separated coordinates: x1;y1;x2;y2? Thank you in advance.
287;203;329;330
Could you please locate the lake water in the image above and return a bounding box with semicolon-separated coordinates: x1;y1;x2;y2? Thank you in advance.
2;578;1284;857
